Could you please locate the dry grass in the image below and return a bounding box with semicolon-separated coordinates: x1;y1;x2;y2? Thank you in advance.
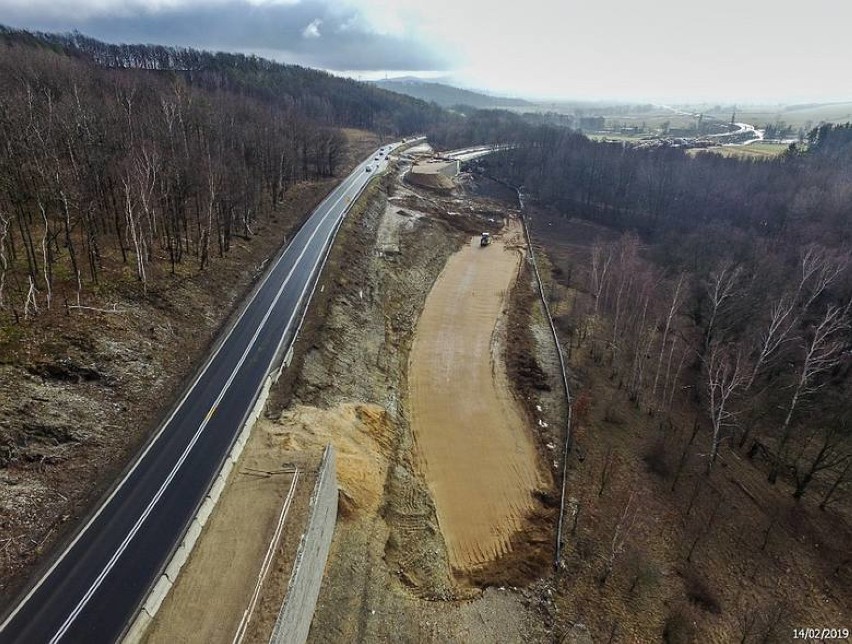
691;142;790;160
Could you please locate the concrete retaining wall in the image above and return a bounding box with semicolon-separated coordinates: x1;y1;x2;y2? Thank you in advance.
269;445;338;644
438;159;460;178
406;159;458;190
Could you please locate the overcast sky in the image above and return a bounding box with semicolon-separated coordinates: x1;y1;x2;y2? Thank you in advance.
2;0;850;103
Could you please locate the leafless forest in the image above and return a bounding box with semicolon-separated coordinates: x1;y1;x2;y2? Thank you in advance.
0;28;441;320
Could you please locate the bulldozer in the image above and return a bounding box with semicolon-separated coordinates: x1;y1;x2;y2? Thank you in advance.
480;232;491;247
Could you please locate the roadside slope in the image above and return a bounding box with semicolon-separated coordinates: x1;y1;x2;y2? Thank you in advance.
278;167;559;641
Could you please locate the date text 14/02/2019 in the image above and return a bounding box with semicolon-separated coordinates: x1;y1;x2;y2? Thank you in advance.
792;628;849;640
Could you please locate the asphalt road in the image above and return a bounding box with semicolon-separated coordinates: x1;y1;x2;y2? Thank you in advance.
0;142;404;644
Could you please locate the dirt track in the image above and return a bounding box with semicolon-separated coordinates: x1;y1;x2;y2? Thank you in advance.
143;424;318;644
408;222;544;572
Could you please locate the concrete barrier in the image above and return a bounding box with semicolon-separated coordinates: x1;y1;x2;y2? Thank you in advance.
164;544;188;583
122;374;275;644
142;576;172;616
122;608;152;643
123;150;369;643
269;445;338;644
208;475;226;505
196;497;216;526
182;519;203;549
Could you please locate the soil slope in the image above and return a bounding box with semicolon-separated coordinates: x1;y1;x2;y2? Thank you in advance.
408;223;545;572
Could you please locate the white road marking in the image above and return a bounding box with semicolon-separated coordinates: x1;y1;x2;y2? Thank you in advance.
49;169;363;643
0;147;383;638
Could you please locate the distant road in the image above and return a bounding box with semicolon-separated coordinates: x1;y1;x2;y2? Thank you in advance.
705;121;764;144
0;141;406;643
655;104;763;144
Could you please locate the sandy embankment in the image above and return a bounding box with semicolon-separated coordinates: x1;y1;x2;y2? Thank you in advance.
408;221;544;572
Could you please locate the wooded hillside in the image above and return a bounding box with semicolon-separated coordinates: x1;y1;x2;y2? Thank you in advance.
0;27;443;321
443;112;851;640
464;119;852;498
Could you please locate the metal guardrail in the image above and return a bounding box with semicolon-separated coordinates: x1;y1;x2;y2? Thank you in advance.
513;188;574;570
462;161;574;569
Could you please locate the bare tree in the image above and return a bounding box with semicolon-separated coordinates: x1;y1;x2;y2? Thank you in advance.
747;245;848;391
705;343;746;469
792;420;850;499
652;273;685;402
24;275;39;319
703;261;743;355
590;241;613;316
37;200;52;310
769;303;850;483
665;336;690;414
609;235;640;358
819;459;851;511
799;244;849;313
746;293;797;390
600;491;638;585
627;279;658;405
122;175;147;288
0;211;8;308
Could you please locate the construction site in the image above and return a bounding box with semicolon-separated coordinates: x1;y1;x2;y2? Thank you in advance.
7;137;849;644
137;141;568;642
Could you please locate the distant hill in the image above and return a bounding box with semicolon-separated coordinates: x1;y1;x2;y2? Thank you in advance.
0;26;446;135
373;78;533;110
0;25;454;317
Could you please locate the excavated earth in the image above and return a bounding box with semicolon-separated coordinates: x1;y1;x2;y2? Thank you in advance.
408;221;547;573
257;156;567;642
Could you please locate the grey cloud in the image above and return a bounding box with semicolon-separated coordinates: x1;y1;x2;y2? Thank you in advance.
302;18;322;39
0;1;450;71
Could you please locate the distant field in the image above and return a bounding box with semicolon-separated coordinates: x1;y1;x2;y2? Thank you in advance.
690;141;791;160
701;103;852;128
534;101;852;131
